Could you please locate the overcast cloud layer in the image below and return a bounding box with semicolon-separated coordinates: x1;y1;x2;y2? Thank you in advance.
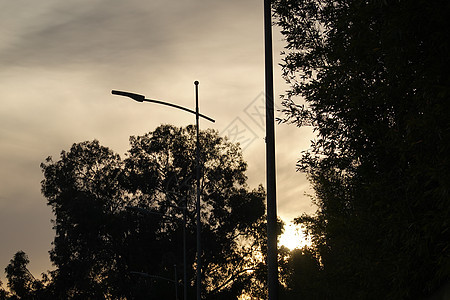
0;0;315;280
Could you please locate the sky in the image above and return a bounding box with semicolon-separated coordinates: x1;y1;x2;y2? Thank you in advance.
0;0;316;282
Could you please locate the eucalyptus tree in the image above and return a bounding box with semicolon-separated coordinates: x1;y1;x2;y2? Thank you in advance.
41;124;267;299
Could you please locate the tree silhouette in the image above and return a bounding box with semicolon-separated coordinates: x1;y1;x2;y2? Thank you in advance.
279;247;324;300
272;0;450;298
0;280;7;300
40;124;267;299
4;251;43;300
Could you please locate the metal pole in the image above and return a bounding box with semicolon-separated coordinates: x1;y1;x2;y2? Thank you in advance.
264;0;278;299
183;198;187;300
194;80;202;300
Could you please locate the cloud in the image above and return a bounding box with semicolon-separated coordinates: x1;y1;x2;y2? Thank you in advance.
0;0;315;281
1;1;167;68
0;0;262;73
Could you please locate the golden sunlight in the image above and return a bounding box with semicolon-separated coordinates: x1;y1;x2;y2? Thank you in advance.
279;223;311;250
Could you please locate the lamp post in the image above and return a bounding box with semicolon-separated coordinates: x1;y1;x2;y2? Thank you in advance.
264;0;278;299
112;82;214;300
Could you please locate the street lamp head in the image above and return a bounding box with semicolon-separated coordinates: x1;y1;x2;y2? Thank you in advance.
111;90;145;102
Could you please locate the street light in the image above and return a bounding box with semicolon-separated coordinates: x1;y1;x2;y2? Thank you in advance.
112;81;215;300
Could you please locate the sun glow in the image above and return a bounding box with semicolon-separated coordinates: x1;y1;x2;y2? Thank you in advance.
279;223;311;250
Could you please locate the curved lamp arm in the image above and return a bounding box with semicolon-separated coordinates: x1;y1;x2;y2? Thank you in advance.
112;90;215;123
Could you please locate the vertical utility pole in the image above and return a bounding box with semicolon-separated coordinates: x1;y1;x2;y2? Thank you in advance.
194;80;202;300
264;0;278;300
183;197;188;300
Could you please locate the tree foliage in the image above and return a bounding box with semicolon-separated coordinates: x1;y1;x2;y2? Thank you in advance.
39;124;267;299
279;247;324;300
272;0;450;298
3;251;48;300
0;280;6;300
41;139;126;298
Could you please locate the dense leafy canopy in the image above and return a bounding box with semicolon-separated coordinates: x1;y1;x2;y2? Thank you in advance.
1;251;50;300
4;251;36;299
35;124;267;299
272;0;450;298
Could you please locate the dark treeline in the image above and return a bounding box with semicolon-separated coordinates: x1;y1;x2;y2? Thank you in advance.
272;0;450;299
1;125;269;299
